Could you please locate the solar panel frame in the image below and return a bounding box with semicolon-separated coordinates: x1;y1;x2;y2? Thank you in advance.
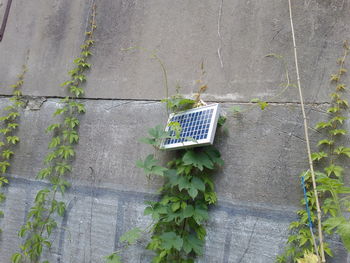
161;103;220;150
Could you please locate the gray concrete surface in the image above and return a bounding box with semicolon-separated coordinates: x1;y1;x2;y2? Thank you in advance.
0;0;350;262
0;0;349;102
0;99;348;262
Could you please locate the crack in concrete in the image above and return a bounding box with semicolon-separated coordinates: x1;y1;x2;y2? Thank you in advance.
0;94;333;106
237;219;258;263
217;0;224;69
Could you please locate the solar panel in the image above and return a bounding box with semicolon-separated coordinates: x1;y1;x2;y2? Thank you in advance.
161;103;220;150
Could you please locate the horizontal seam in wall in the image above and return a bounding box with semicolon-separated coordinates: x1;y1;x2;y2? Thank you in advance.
0;94;332;105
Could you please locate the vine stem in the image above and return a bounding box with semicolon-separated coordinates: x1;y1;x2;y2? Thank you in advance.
287;0;325;262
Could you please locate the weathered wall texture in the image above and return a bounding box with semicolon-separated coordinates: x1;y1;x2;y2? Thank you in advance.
0;0;349;262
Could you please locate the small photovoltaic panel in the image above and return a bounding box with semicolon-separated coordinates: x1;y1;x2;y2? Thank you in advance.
161;104;220;150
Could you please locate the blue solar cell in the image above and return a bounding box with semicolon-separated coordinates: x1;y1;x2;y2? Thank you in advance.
163;104;219;147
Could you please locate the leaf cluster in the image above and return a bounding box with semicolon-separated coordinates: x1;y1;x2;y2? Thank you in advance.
161;94;196;113
278;41;350;262
12;5;97;263
0;64;26;233
138;142;223;262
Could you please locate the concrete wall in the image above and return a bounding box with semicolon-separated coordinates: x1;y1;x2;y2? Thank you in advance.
0;0;349;262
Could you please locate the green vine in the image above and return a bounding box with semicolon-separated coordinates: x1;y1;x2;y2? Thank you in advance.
0;64;27;233
277;41;350;262
138;96;223;263
106;92;224;263
11;5;96;263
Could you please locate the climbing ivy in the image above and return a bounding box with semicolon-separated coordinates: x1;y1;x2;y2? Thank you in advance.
139;96;223;263
277;41;350;262
142;146;222;262
105;92;224;263
11;5;96;263
0;64;26;233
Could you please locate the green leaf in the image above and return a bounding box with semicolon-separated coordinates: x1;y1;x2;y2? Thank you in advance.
183;150;213;171
193;204;209;224
63;130;79;144
6;136;19;144
74;74;86;83
11;253;22;263
317;139;334;146
64;117;79;129
69;86;85;97
55;162;72;176
60;80;73;87
315;121;332;129
331;74;340;82
7;111;19;120
161;95;195;112
46;123;61;133
337;99;349;108
105;253;122;263
49;136;61;149
2;149;14;160
168;121;182;139
0;128;10;135
182;205;194;218
51;177;71;194
327;107;340;113
188;187;198;199
7;122;19;130
68;67;80;77
0;161;10;173
311;151;328;161
329;129;347;136
258;101;268;110
324;164;343;177
334;146;350;158
159;232;183;251
3;105;15;111
336;84;346;91
323;242;334;257
37;167;53;179
44;151;57;164
338;222;350;251
0;176;9;187
57;145;75;159
204;147;224;166
34;189;50;203
57;201;66;216
119;227;143;245
53;107;68;116
71;102;86;113
183;234;204;255
171;202;181;212
191;177;205;192
330;116;347;125
136;154;167;176
204;191;217;204
323;217;346;232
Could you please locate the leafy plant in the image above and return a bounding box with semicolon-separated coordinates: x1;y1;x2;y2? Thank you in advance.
109;49;224;262
0;63;27;233
141;145;223;262
277;41;350;262
11;5;97;263
134;101;224;262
